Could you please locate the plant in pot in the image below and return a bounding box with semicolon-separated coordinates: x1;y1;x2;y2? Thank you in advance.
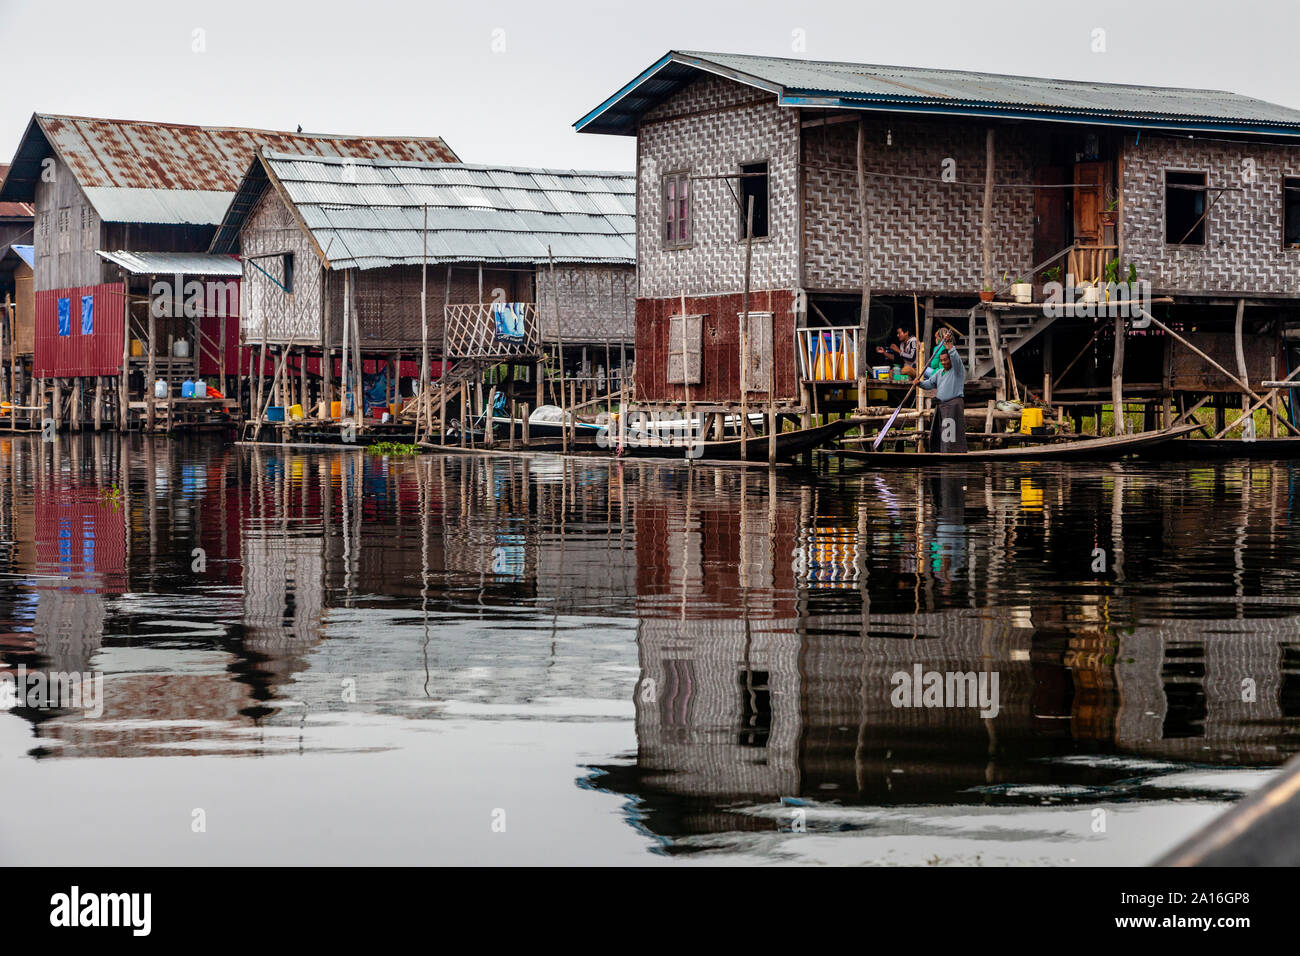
1009;272;1033;304
1099;197;1119;228
979;283;994;303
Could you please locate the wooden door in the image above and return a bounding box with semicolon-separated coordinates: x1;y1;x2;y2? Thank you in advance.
1073;162;1107;244
1034;166;1067;266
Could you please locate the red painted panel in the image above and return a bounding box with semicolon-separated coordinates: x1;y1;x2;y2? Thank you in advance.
198;280;244;376
34;284;127;378
636;290;797;403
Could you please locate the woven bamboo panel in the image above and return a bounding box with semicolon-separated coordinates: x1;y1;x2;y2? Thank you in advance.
444;302;540;359
240;188;323;345
535;263;635;343
802;117;1039;293
1121;134;1300;296
637;74;800;299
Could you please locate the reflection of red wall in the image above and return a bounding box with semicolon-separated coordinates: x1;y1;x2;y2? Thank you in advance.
34;487;128;590
635;289;797;403
34;284;125;377
635;496;798;618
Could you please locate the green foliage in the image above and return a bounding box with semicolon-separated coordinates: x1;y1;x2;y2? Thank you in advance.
369;442;419;456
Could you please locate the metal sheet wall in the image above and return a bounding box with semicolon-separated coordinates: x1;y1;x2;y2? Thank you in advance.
34;282;126;377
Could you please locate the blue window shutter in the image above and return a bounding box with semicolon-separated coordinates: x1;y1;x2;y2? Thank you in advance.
57;297;70;336
81;294;94;335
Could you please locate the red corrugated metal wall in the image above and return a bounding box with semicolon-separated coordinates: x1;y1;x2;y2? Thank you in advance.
635;289;797;403
198;280;243;377
34;284;126;377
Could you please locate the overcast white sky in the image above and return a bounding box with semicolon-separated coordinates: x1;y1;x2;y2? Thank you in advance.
2;0;1298;171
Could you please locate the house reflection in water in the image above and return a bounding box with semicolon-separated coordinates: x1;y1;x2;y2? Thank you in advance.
587;466;1300;845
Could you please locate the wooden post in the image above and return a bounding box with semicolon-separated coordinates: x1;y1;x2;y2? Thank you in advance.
741;195;754;461
981;127;1005;399
419;204;429;441
1043;327;1054;405
1234;298;1249;422
1112;310;1126;434
341;269;351;427
855;118;871;412
92;377;103;431
119;275;130;429
146;281;157;432
549;247;566;455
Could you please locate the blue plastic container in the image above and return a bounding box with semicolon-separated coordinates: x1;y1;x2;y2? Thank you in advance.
181;380;194;398
266;406;286;423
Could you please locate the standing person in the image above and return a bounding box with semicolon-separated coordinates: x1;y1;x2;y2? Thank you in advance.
876;327;918;375
917;330;967;452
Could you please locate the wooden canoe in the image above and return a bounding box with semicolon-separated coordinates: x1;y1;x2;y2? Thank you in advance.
823;423;1201;465
618;417;865;462
1136;435;1300;460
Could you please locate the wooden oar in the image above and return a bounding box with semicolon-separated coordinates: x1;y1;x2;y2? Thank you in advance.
872;382;919;450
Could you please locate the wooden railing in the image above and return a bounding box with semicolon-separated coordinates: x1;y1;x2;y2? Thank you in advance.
1067;245;1119;286
796;326;860;382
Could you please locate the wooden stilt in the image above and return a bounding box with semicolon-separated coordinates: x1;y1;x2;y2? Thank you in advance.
1112;310;1126;434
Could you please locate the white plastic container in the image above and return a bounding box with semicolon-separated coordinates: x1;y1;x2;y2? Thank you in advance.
172;339;190;358
153;378;168;399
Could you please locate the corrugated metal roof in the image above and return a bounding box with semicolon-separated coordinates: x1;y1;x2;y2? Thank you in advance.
96;250;243;276
0;114;460;224
232;152;634;269
577;50;1300;136
0;165;34;219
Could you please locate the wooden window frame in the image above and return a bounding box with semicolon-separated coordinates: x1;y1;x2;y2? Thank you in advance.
1163;169;1208;247
1284;177;1300;249
662;170;692;251
736;159;771;242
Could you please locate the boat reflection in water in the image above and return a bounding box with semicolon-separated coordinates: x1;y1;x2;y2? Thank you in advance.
1;434;1297;861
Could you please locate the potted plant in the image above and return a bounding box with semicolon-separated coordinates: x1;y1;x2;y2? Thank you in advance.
1100;197;1119;228
979;283;994;303
1009;274;1033;303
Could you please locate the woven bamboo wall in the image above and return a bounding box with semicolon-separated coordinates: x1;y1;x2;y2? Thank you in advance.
240;188;323;345
534;263;634;343
637;74;800;299
1121;134;1300;296
802;117;1039;294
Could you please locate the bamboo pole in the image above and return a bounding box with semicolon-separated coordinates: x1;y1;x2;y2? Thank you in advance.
549;247;566;455
855;118;870;412
420;204;429;442
1112;311;1126;434
741;194;753;460
1211;363;1300;439
1234;298;1249;421
118;274;130;429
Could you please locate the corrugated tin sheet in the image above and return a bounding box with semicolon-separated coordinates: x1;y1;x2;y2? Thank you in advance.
0;114;459;223
255;152;635;269
11;244;34;268
96;250;243;276
0;165;34;218
34;283;126;377
577;50;1300;136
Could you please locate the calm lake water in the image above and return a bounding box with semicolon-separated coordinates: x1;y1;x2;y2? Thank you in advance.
1;433;1297;865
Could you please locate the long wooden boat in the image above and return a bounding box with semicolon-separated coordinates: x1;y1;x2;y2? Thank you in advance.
618;417;864;461
823;423;1200;465
1136;435;1300;460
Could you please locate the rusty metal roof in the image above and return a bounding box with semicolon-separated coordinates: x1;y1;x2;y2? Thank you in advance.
211;151;635;269
578;50;1300;136
0;113;459;224
0;165;34;219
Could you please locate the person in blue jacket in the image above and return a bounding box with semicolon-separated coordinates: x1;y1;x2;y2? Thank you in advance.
917;329;967;452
